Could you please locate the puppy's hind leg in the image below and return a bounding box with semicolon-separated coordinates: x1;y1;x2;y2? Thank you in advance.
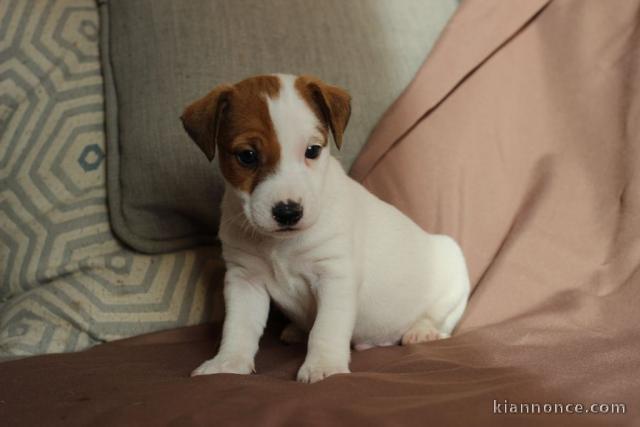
280;322;307;344
401;315;448;346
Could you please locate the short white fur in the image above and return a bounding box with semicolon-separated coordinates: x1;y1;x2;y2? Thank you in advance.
191;74;470;383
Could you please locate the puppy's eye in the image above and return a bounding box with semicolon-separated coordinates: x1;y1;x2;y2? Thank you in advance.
236;149;259;168
305;145;322;160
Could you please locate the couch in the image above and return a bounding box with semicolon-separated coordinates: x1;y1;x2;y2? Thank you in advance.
1;0;638;425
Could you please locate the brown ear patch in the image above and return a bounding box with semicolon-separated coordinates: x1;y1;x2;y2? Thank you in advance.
181;75;283;193
181;85;233;161
294;75;351;149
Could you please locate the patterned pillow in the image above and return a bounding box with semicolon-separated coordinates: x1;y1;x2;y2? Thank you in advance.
0;0;222;358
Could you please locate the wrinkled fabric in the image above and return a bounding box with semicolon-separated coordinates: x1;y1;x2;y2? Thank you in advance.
0;320;631;426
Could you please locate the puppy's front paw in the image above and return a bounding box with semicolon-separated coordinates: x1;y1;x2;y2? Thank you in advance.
297;358;349;383
191;354;254;377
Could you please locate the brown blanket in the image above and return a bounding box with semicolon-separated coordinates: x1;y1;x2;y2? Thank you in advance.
0;318;631;426
1;0;639;425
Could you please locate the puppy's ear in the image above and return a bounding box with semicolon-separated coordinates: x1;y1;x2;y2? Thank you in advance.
299;76;351;150
180;85;233;161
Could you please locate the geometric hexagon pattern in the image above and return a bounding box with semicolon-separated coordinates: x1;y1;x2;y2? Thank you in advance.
0;0;223;359
78;143;104;172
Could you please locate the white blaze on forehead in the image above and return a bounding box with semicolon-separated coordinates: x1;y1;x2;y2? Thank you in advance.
267;74;321;166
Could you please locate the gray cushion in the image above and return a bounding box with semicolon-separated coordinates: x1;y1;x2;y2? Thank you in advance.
102;0;457;253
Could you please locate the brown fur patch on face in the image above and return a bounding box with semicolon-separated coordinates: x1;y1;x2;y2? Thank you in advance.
216;75;281;193
294;75;351;149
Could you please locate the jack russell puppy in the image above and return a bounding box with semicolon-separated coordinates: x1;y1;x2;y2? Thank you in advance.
181;74;470;383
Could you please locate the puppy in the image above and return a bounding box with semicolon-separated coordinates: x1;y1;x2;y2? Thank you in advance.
181;74;470;383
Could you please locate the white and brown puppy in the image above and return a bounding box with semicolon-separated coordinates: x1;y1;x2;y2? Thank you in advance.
181;74;470;383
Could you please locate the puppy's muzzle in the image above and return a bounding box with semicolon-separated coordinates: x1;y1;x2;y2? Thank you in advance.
272;200;303;227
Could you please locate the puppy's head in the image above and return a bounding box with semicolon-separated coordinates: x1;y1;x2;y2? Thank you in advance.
181;74;351;237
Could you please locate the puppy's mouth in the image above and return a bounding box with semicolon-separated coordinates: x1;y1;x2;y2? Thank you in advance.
274;225;306;235
276;227;298;232
267;223;311;238
244;217;306;237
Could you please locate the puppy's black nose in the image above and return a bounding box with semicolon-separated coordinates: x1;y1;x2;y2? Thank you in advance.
272;200;303;227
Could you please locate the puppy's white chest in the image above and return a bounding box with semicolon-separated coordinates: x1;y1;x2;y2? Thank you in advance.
270;251;298;288
265;249;316;329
